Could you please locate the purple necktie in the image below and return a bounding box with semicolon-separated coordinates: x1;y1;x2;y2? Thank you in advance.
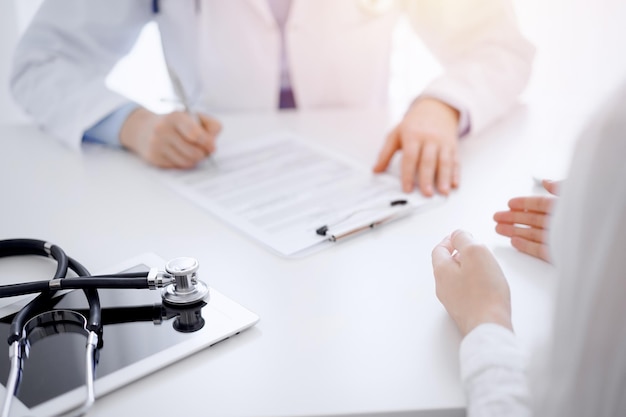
268;0;296;109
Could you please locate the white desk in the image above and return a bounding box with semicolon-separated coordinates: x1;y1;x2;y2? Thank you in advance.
0;105;577;417
4;1;626;413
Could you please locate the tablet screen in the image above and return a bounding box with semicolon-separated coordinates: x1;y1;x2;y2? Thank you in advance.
0;254;259;416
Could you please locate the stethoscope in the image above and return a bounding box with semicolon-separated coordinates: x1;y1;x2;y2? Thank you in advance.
0;239;210;417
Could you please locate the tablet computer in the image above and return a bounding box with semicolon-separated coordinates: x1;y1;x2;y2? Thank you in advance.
0;253;259;416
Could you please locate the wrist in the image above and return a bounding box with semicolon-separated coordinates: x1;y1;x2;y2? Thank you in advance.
409;97;460;125
461;306;513;337
119;107;157;151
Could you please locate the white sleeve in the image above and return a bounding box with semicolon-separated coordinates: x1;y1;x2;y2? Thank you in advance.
403;0;535;135
536;86;626;417
458;87;626;417
460;323;532;417
10;0;153;149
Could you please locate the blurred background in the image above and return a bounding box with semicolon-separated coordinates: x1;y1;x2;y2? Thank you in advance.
2;0;626;131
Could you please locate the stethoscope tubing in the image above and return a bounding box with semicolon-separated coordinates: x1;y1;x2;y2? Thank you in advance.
0;275;153;298
0;238;208;416
0;239;102;417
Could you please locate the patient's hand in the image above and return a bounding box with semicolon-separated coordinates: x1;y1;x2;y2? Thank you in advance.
432;230;513;336
493;180;561;262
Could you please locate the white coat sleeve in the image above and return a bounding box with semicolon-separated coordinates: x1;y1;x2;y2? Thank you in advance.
459;323;532;417
404;0;535;134
10;0;153;149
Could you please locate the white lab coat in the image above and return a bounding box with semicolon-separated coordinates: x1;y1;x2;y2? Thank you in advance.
10;0;534;149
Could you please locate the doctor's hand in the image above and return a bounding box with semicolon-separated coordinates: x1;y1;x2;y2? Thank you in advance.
373;98;460;196
119;108;222;169
432;230;513;337
493;180;561;263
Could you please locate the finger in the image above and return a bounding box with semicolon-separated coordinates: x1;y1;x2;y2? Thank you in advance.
542;179;561;196
507;196;555;214
450;229;477;252
162;114;210;163
158;147;193;169
432;235;455;270
168;112;214;155
451;152;460;189
510;236;551;262
493;210;550;230
169;112;201;140
417;142;438;196
373;127;401;173
198;113;223;135
139;113;204;168
400;136;421;193
146;151;176;169
163;137;205;168
197;114;222;154
436;145;454;195
495;223;547;243
195;130;216;155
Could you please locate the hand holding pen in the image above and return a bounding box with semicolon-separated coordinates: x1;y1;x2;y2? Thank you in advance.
118;68;221;169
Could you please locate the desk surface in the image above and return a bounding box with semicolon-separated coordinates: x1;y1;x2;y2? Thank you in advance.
4;2;626;413
0;105;578;416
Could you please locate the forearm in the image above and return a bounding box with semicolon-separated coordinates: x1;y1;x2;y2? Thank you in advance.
423;42;534;135
460;323;532;417
406;0;535;134
10;0;151;148
11;58;130;149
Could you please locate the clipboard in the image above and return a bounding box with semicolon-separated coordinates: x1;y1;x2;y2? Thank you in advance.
160;132;442;257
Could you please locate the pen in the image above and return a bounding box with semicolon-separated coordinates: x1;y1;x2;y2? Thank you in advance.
315;199;409;241
166;64;217;166
166;64;198;123
322;213;400;242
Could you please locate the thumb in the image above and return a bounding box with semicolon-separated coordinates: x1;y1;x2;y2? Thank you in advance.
542;179;561;196
373;127;400;173
450;229;477;252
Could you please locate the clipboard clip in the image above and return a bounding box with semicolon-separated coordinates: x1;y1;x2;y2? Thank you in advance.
315;199;409;241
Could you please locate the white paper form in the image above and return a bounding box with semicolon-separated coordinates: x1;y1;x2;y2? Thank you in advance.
161;132;439;257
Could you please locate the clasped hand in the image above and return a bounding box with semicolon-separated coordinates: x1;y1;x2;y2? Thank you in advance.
432;230;513;337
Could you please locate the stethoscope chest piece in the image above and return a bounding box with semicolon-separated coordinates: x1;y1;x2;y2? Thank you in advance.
161;257;210;306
